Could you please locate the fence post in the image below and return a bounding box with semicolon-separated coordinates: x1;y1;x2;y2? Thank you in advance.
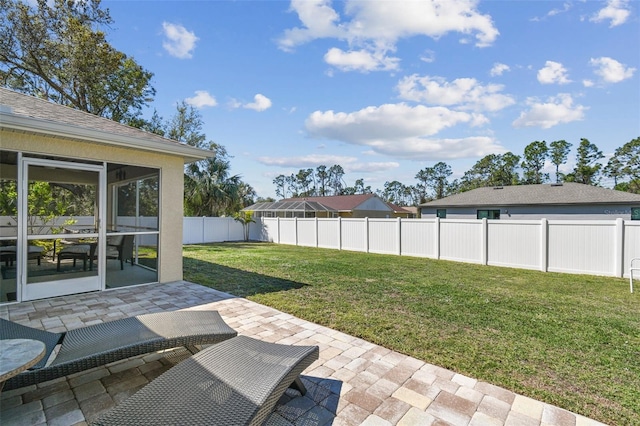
338;217;342;250
540;218;548;272
397;217;402;256
435;217;440;259
277;217;281;244
295;217;299;246
202;216;206;244
315;217;319;248
481;218;488;265
365;217;369;253
615;218;624;277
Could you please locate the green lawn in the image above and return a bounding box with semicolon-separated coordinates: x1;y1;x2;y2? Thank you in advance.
184;242;639;425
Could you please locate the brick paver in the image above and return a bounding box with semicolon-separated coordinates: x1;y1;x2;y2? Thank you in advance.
0;281;609;426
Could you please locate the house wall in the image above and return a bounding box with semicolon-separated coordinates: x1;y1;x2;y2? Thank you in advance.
1;130;185;283
421;204;639;220
342;210;395;218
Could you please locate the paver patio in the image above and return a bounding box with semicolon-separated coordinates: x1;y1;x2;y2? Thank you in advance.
0;281;606;426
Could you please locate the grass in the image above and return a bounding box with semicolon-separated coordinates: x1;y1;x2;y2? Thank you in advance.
183;242;639;424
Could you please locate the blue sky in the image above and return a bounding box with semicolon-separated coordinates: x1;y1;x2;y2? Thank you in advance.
102;0;639;199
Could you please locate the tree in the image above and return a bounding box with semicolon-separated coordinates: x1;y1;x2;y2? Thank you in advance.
383;180;411;206
521;141;549;184
316;165;329;196
166;102;207;148
295;169;314;197
273;175;287;199
162;104;249;216
606;137;640;193
327;165;345;196
460;154;519;191
415;162;453;202
353;178;372;194
497;152;521;186
549;140;572;183
0;0;154;124
565;138;604;185
233;211;255;242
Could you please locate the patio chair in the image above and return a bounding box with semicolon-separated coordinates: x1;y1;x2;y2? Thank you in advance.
91;335;319;426
0;310;237;391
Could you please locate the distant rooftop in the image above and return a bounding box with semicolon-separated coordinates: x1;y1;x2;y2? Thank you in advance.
420;183;640;207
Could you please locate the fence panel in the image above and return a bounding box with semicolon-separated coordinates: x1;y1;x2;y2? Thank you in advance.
317;219;340;249
487;221;541;270
297;219;317;247
277;218;297;245
623;222;640;278
439;220;483;263
203;217;229;242
400;219;436;257
254;218;277;242
341;219;366;252
368;218;398;255
548;221;616;276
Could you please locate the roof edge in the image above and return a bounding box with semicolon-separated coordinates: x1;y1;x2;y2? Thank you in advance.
0;111;211;164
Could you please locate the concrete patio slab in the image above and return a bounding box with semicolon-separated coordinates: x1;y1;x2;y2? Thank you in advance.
0;282;607;426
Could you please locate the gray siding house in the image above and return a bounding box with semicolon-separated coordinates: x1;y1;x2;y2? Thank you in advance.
420;183;640;220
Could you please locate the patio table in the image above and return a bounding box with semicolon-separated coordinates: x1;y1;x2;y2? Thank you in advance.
0;338;46;391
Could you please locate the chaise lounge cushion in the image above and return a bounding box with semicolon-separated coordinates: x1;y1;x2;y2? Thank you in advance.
91;335;319;426
0;310;237;391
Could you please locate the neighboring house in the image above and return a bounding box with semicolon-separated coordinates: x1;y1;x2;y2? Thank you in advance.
245;194;399;218
387;202;417;218
420;183;640;220
0;88;210;303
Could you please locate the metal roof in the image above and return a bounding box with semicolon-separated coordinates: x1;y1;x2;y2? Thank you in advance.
420;183;640;207
246;200;337;213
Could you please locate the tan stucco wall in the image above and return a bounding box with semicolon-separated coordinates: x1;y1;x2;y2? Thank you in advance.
1;130;185;283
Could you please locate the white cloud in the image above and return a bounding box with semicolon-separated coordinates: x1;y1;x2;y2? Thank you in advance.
396;75;515;112
582;79;595;87
490;63;510;77
420;50;436;63
512;94;587;129
277;0;346;52
590;0;631;27
548;2;572;17
278;0;499;72
184;90;217;108
244;94;273;111
589;57;636;83
324;48;399;72
258;154;399;173
258;154;358;167
230;94;273;111
537;61;571;85
162;22;198;59
304;103;502;160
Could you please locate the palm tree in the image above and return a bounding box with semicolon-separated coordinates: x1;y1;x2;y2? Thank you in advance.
184;144;244;216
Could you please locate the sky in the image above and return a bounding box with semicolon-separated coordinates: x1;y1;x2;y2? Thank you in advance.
101;0;639;199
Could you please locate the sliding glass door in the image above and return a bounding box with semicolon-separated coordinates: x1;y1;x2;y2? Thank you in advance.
21;158;104;300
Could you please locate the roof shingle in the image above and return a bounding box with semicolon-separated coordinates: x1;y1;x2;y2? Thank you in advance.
420;183;640;207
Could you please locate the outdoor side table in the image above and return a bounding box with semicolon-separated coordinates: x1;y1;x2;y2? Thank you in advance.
0;338;46;391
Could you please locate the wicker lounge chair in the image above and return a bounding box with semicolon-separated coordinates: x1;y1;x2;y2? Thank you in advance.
91;335;319;426
0;311;237;391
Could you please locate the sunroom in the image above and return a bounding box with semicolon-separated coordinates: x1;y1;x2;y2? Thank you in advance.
0;88;210;303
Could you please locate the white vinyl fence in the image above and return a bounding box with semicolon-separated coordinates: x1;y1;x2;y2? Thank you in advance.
235;217;640;279
8;215;639;278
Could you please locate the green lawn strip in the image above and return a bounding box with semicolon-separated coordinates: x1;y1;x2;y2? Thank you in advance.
183;242;640;424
